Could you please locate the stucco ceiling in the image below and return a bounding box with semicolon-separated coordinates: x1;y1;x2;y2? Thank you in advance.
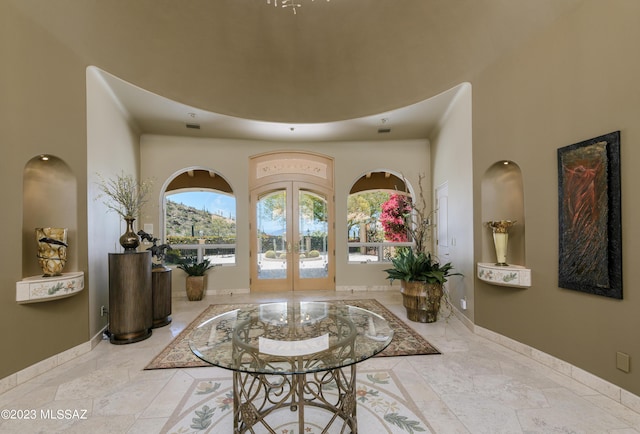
10;0;582;141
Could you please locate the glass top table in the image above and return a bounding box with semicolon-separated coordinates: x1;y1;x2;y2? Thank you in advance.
189;301;394;433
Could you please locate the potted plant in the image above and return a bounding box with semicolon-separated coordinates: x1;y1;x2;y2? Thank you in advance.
382;174;461;323
384;248;459;322
177;258;214;301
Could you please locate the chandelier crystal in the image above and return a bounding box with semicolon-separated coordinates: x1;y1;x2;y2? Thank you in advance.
267;0;330;15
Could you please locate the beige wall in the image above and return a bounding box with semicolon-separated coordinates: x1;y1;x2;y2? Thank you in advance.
430;83;475;321
87;67;143;338
140;136;432;293
472;0;640;393
0;1;89;379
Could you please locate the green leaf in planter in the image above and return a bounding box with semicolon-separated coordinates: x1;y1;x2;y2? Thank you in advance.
383;248;461;284
177;258;215;276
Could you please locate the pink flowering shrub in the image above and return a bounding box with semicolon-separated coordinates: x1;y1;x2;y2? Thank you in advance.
380;194;412;242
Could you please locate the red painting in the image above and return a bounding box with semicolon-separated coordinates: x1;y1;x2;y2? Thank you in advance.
557;131;622;298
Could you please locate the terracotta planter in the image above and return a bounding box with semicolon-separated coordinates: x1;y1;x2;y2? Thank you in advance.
400;280;443;323
185;275;207;301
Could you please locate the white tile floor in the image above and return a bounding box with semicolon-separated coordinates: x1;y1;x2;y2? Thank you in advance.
2;290;640;433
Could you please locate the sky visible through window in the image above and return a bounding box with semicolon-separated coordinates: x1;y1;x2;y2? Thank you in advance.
168;191;236;219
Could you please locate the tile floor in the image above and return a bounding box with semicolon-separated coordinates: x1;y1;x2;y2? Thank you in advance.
1;290;640;433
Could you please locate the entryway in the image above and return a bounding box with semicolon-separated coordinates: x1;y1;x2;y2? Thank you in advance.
249;152;335;291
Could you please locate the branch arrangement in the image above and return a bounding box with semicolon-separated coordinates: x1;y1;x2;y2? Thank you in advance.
96;171;152;219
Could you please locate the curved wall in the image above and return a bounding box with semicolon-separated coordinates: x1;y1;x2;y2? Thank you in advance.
473;0;640;396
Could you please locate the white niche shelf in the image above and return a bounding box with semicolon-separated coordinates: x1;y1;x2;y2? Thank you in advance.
477;263;531;288
16;272;84;304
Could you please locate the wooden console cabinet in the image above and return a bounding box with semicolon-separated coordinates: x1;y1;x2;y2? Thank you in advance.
152;267;172;328
108;251;152;344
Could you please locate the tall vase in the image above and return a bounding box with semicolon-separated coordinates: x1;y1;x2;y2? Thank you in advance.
119;217;140;252
487;220;516;266
36;227;68;277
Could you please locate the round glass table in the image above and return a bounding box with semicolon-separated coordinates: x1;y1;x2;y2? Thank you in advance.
189;301;394;433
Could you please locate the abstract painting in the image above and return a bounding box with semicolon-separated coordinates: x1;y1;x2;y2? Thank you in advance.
557;131;622;299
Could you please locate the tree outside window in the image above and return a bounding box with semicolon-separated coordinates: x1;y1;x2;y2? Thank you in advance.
347;189;413;263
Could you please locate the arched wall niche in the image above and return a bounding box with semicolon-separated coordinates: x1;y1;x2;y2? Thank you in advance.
480;160;525;267
22;155;78;277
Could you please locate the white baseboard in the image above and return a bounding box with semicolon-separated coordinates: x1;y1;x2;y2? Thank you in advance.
171;288;251;298
205;288;250;296
336;285;391;292
91;324;109;348
0;342;87;395
473;323;640;414
0;325;108;395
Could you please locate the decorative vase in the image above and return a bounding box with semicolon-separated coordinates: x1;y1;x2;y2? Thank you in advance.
36;227;68;277
487;220;516;266
400;280;443;323
119;217;140;252
186;275;206;301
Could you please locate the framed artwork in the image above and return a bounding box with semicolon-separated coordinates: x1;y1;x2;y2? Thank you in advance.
557;131;622;299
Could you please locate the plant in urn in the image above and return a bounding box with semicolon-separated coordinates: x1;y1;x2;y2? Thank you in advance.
487;220;516;266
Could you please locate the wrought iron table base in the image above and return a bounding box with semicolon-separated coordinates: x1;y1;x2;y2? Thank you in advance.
233;364;357;433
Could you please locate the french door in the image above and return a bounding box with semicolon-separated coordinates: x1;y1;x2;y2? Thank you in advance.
250;181;334;291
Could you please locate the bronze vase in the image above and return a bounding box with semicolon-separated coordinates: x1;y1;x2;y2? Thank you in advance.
119;217;140;252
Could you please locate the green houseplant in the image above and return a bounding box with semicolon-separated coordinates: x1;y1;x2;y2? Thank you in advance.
382;174;461;323
178;258;214;301
384;248;460;322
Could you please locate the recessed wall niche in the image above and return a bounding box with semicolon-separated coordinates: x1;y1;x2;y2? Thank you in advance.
22;155;78;278
480;160;525;268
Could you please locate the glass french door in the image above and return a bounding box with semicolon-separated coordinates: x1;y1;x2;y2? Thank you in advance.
250;181;334;291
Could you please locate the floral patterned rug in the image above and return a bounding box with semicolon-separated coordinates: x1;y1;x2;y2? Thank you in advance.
160;369;432;434
145;299;439;370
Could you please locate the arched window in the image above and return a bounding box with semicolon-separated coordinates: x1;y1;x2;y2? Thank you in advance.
347;171;414;263
162;169;236;266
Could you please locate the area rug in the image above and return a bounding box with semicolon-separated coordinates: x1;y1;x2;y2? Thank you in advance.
160;369;432;433
145;299;439;370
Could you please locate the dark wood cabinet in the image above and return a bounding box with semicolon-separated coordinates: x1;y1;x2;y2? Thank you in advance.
108;251;152;344
152;267;172;328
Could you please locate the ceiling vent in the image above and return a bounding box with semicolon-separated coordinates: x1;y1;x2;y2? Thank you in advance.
186;123;201;129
